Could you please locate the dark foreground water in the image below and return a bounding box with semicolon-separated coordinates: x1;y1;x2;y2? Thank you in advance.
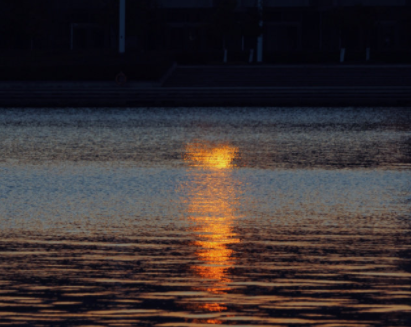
1;107;411;327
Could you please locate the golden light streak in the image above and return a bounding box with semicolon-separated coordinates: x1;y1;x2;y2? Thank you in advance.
183;141;241;316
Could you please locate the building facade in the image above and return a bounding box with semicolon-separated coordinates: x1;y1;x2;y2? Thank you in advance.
1;0;410;62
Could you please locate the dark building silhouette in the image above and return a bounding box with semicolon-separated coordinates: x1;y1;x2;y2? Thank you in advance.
0;0;410;63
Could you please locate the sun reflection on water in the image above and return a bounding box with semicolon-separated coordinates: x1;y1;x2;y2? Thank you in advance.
183;141;240;314
184;142;238;169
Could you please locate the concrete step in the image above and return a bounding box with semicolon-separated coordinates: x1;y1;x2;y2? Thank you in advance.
163;65;411;88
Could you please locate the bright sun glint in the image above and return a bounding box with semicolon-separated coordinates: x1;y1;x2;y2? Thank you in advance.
185;142;237;169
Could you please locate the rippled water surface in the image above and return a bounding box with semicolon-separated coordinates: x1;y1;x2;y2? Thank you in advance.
1;107;411;326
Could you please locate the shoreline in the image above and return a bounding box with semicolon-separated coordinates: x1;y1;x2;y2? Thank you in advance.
0;84;410;107
1;65;410;107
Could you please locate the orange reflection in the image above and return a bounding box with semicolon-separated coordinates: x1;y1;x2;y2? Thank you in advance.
184;142;237;169
183;141;241;315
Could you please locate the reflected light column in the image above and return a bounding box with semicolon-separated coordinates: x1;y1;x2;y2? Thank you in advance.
183;141;241;301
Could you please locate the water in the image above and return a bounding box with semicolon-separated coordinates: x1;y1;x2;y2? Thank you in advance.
0;107;411;326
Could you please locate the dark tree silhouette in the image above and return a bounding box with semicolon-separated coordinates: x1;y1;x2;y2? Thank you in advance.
329;5;376;51
96;0;163;51
126;0;164;50
209;0;239;51
0;0;50;49
242;7;263;40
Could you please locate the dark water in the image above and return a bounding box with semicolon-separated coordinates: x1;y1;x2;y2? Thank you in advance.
1;107;411;326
